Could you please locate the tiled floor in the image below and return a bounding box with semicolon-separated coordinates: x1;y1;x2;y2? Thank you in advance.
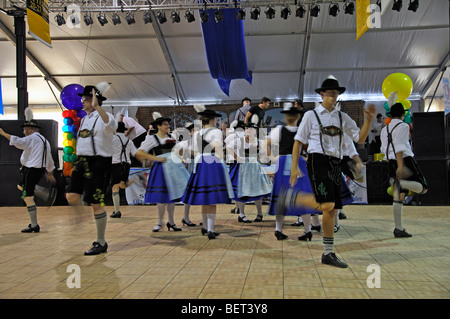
0;203;449;300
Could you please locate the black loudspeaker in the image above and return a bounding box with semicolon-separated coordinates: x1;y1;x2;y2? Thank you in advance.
412;112;448;159
0;120;59;167
415;158;450;206
0;163;23;206
366;161;392;204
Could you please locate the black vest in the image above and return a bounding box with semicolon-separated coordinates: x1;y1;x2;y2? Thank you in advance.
152;134;176;155
279;126;296;155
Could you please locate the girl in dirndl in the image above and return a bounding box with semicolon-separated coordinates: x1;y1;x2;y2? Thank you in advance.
227;115;272;223
139;112;189;232
181;105;234;239
266;103;320;241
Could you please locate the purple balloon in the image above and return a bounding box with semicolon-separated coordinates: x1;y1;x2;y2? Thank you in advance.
61;84;84;111
77;109;87;118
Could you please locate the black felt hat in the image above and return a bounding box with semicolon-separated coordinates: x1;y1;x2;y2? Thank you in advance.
150;112;172;127
315;77;346;94
77;85;107;102
21;119;41;129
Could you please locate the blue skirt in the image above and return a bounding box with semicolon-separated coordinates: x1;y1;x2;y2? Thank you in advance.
181;154;233;205
341;174;355;206
230;159;272;202
268;155;319;216
145;161;173;204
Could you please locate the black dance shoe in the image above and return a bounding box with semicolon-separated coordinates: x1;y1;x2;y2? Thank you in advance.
238;216;252;223
338;212;347;220
84;242;108;255
321;252;348;268
254;215;263;222
274;231;288;240
110;211;122;218
394;228;412;238
291;221;304;226
182;219;196;227
311;225;321;232
167;222;182;231
298;231;313;241
21;224;40;233
201;228;220;237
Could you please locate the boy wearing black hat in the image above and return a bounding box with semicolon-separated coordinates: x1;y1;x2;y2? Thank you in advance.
279;76;376;268
0;118;55;233
66;85;117;255
380;103;427;238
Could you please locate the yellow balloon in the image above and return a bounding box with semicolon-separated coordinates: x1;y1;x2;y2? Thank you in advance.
382;73;413;100
396;99;411;110
387;186;393;196
63;139;70;147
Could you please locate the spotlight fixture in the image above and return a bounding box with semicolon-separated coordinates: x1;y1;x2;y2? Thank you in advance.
143;11;152;24
310;4;320;17
250;7;260;20
55;13;66;26
185;10;195;23
84;13;93;26
265;6;276;19
408;0;419;12
329;2;340;17
112;12;121;25
200;9;209;23
280;5;291;20
125;12;135;25
344;1;355;15
157;11;167;24
171;10;180;23
236;8;245;20
97;12;108;26
69;14;80;26
214;9;224;23
296;4;306;18
392;0;403;11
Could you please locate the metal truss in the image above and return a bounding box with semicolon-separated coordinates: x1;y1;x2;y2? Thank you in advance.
2;0;347;13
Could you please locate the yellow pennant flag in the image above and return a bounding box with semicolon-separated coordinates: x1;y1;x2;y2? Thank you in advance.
356;0;371;41
26;0;52;48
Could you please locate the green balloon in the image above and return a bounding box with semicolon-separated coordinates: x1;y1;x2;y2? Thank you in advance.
63;146;74;155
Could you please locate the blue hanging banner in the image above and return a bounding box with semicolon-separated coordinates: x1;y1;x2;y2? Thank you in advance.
0;78;4;115
200;5;252;96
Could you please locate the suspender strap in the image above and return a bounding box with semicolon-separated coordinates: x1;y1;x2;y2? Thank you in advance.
36;134;48;168
117;135;129;163
385;122;402;161
312;110;343;158
78;115;100;156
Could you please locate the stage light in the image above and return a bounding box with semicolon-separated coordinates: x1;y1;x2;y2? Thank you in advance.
329;2;339;17
97;12;108;26
250;7;260;20
84;13;93;26
157;11;167;24
185;10;195;23
296;5;306;18
125;12;135;25
408;0;419;12
280;5;291;20
310;4;320;17
171;11;180;23
55;13;66;26
200;10;209;23
265;6;275;19
215;9;224;22
392;0;403;11
236;8;245;20
344;1;355;15
112;12;121;25
143;11;152;24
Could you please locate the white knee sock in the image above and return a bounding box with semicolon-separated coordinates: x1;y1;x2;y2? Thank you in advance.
399;180;424;194
275;214;284;232
255;199;263;217
302;214;311;233
393;201;403;230
156;203;165;225
112;192;120;213
207;214;216;232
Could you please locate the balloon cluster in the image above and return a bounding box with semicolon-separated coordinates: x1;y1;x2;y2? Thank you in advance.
60;84;86;177
382;73;413;125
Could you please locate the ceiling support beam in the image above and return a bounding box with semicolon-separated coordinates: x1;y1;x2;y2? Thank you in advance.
420;53;450;98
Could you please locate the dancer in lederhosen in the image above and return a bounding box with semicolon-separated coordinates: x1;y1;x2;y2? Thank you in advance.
173;122;197;227
181;104;234;239
266;103;319;240
227;115;272;224
278;76;376;268
139;112;189;232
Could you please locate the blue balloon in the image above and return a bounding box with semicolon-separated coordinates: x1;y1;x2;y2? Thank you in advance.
63;117;74;125
77;109;87;118
383;102;390;111
61;84;84;111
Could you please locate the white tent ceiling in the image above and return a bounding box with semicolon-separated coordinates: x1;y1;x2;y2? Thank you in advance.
0;0;449;110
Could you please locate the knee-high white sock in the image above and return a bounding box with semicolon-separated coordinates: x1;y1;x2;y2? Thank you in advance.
399;180;424;194
393;201;404;230
167;203;175;225
27;205;38;227
184;204;191;221
302;214;311;233
94;212;107;245
156;203;165;225
275;214;284;232
112;192;120;213
255;199;263;217
207;214;216;232
237;201;246;217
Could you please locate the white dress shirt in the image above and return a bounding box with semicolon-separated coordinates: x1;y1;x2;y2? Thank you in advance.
138;134;174;153
10;132;55;172
380;118;414;160
122;117;147;140
342;133;359;158
112;133;138;164
76;110;117;157
294;105;361;159
191;128;223;155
